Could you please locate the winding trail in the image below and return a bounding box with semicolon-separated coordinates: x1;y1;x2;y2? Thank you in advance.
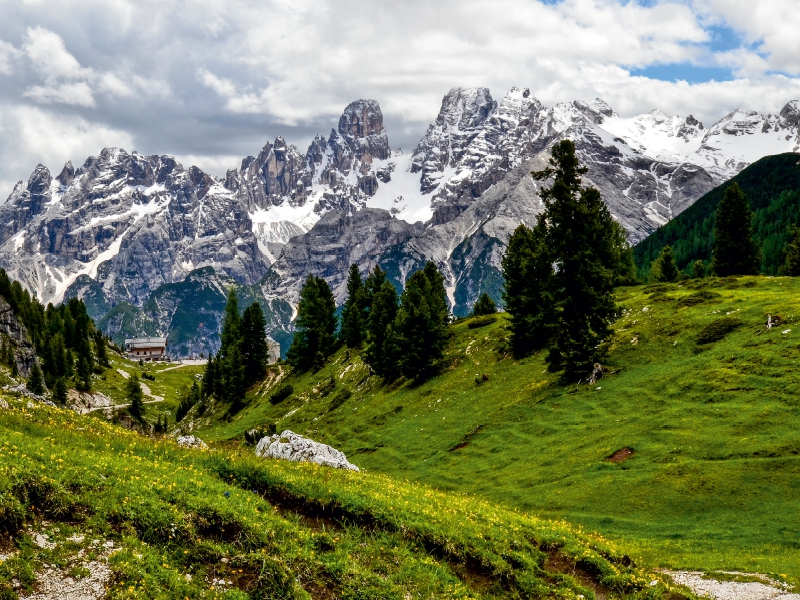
116;368;164;402
666;571;800;600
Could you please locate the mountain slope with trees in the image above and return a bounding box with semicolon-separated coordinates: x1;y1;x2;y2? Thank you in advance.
634;153;800;276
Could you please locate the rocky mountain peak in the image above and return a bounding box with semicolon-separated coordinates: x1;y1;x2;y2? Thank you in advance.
779;100;800;128
57;161;75;187
410;87;496;193
338;99;390;161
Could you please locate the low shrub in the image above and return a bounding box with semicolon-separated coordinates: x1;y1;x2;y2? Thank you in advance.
269;385;293;405
697;316;743;344
468;316;497;329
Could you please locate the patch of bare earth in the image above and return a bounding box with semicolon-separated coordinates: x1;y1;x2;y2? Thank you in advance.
608;448;635;463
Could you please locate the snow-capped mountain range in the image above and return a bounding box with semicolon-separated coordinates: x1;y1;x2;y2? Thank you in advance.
1;87;798;355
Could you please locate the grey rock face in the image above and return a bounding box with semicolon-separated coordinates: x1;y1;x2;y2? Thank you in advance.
0;296;37;377
255;429;359;471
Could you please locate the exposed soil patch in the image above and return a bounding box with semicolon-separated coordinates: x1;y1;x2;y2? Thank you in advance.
544;551;608;600
608;448;635;463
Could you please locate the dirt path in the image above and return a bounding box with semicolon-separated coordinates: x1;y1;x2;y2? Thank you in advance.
116;369;164;402
159;359;207;372
667;571;800;600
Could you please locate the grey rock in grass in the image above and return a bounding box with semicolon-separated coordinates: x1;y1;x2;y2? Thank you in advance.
0;397;8;409
176;435;208;450
255;430;359;471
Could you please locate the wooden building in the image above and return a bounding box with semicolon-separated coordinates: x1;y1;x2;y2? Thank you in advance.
125;337;168;361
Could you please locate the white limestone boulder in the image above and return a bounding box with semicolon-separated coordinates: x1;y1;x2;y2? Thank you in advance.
176;435;208;450
255;430;359;471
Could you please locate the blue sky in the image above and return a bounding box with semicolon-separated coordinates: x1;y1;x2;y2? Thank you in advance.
0;0;798;195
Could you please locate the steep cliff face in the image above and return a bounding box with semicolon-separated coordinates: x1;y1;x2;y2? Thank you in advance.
0;297;37;377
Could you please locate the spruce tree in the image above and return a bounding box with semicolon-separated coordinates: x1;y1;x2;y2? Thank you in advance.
712;182;760;276
27;361;45;396
529;140;619;380
471;293;497;316
364;280;399;378
126;374;145;421
394;263;451;380
76;354;92;392
225;343;247;410
201;353;216;398
286;275;337;371
241;302;268;385
220;288;242;356
692;260;706;279
94;329;109;368
339;264;367;348
53;378;68;406
784;225;800;276
501;219;553;357
653;246;679;282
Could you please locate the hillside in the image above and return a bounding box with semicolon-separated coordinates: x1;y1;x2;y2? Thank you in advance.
0;392;685;600
198;275;800;578
634;153;800;275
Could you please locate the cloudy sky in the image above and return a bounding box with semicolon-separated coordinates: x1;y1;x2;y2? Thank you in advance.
1;0;799;199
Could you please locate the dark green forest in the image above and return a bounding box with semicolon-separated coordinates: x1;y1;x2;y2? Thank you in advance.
634;153;800;276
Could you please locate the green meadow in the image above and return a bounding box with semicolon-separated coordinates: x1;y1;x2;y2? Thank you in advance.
202;275;800;580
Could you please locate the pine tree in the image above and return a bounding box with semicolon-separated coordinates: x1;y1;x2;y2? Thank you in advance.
27;361;45;396
220;288;241;356
364;280;399;378
784;225;800;276
225;343;247;410
201;353;216;398
653;246;679;282
529;140;619;380
471;293;497;316
286;275;337;372
501;219;553;357
692;260;706;279
394;264;451;380
339;264;367;348
76;354;92;392
126;374;145;421
712;182;760;276
241;302;268;385
53;378;68;406
94;329;109;368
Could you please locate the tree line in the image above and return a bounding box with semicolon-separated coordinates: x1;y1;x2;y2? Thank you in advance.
287;261;451;382
647;181;800;281
0;268;107;402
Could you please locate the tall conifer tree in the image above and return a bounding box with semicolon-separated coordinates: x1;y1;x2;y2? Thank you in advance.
501;218;553;357
712;182;760;276
653;246;679;282
364;280;399;378
126;374;145;421
287;275;337;371
340;264;367;348
241;302;268;384
523;139;619;380
784;225;800;276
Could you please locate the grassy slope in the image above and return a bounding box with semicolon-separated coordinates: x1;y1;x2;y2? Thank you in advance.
0;395;678;600
202;276;800;579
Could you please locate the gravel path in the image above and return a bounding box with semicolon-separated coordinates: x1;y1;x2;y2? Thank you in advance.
116;369;164;402
667;571;800;600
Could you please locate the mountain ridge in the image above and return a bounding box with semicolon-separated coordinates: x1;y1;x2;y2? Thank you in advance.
2;87;799;354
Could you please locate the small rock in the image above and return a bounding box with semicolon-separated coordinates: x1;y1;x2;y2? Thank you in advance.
0;398;8;410
255;430;359;471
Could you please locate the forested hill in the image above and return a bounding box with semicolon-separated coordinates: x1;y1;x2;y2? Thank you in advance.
634;152;800;276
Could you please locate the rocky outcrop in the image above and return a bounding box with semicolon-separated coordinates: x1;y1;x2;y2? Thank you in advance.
0;296;37;377
255;430;359;471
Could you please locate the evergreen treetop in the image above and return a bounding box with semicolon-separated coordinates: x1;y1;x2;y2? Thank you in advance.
652;246;679;283
712;182;760;276
783;224;800;276
286;274;338;372
471;293;497;316
340;264;367;348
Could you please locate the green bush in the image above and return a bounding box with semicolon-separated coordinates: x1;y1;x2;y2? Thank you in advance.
468;316;498;329
697;317;743;344
269;385;293;405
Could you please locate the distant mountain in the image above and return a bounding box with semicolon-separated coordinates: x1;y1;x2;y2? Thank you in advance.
1;87;798;355
634;153;800;276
